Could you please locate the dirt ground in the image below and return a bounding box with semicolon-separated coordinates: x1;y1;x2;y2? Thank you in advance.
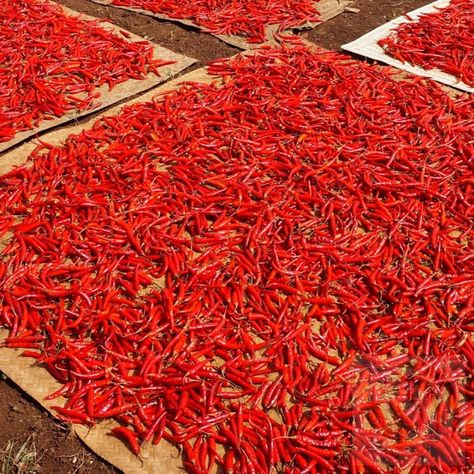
0;0;433;472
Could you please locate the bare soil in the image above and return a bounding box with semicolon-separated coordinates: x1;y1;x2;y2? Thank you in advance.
1;0;433;472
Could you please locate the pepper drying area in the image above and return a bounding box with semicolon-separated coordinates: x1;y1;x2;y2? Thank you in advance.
0;1;473;474
0;0;196;153
343;0;474;93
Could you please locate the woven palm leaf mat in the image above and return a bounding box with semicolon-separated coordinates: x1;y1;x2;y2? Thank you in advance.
0;44;464;473
0;0;196;154
90;0;352;49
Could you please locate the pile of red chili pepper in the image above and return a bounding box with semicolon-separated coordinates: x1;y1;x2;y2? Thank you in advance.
378;0;474;87
0;0;169;144
1;43;474;473
109;0;320;43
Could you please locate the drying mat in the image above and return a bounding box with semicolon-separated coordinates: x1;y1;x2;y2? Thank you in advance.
0;329;181;474
341;0;474;93
0;0;196;155
0;42;465;473
91;0;352;49
0;64;225;473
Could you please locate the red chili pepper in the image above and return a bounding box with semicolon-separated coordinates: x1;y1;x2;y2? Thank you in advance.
111;426;141;455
